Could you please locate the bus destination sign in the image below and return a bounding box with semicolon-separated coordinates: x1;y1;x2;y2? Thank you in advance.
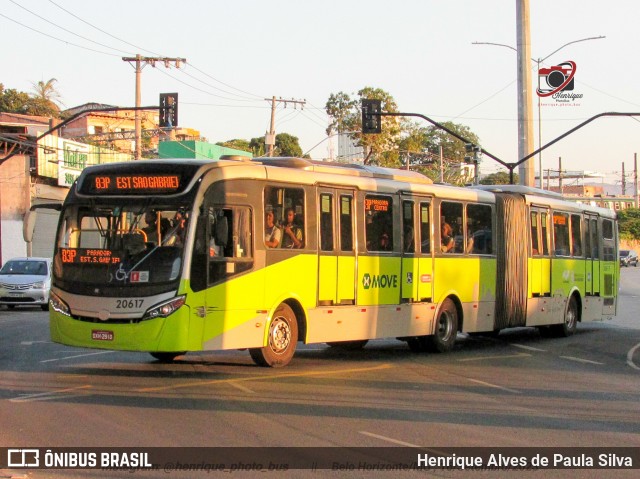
61;248;121;265
81;174;182;194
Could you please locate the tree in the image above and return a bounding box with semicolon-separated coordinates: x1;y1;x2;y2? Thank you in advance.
247;133;308;158
618;208;640;240
28;78;62;117
325;87;403;166
216;139;252;153
274;133;304;157
396;121;483;185
480;171;519;185
0;84;30;113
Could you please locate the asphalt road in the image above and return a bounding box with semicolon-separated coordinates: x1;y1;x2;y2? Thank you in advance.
1;267;639;478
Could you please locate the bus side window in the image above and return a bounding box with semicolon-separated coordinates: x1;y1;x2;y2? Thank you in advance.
540;212;550;255
531;211;540;256
320;194;334;252
365;194;393;252
340;195;354;252
467;203;492;254
403;200;415;253
553;212;570;256
571;214;582;257
420;202;430;254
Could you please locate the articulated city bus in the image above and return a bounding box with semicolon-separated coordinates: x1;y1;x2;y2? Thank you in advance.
47;157;619;367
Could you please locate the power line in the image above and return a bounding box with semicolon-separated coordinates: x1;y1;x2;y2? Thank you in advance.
47;0;162;57
0;12;120;57
8;0;133;55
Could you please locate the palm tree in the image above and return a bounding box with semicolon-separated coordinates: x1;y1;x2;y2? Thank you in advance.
31;78;62;104
28;78;62;117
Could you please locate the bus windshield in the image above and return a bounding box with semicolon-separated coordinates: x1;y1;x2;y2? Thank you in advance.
53;202;190;294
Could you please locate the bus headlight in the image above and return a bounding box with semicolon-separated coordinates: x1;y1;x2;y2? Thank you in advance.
50;291;71;316
31;281;45;289
142;295;186;320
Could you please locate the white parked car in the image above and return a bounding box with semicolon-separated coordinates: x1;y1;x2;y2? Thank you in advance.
0;257;52;311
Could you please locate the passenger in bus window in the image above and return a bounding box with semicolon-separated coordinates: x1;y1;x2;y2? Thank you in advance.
143;210;159;243
166;212;187;246
265;211;282;248
379;232;392;251
281;207;303;249
441;219;454;253
403;225;415;253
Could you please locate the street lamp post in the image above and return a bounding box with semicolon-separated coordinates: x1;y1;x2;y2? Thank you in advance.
473;35;605;188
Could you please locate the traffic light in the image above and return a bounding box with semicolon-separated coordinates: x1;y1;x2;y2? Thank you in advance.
361;99;382;134
159;93;178;128
464;143;482;163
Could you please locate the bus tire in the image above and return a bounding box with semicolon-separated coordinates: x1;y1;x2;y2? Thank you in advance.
150;352;185;362
554;295;578;337
326;340;368;350
250;303;298;368
427;298;458;353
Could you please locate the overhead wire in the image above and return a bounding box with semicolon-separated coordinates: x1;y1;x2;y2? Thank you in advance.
3;1;329;150
47;0;162;57
8;0;134;56
0;12;121;57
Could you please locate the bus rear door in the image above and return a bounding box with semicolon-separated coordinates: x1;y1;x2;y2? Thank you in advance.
318;189;356;305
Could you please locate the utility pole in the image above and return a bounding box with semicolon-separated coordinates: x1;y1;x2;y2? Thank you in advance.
622;162;626;196
558;157;563;195
265;96;306;156
122;55;186;160
516;0;535;186
635;153;639;208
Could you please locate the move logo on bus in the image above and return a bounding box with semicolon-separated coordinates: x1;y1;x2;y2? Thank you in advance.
362;273;398;290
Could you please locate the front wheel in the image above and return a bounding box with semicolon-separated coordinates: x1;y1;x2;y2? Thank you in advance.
250;303;298;367
427;298;458;353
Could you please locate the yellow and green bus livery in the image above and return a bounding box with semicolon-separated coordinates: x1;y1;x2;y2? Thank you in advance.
48;157;618;367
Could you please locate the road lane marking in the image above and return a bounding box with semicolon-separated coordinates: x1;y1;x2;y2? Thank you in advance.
21;341;52;345
466;378;521;394
509;343;547;352
10;385;92;403
228;381;255;394
627;342;640;370
457;352;530;362
559;356;604;365
40;350;115;363
137;363;394;393
359;431;420;447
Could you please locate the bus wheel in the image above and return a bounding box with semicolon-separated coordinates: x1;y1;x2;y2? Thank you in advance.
250;303;298;368
427;298;458;353
326;340;368;350
555;295;578;337
150;352;185;362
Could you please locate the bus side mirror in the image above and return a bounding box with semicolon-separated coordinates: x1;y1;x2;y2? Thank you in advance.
23;209;36;243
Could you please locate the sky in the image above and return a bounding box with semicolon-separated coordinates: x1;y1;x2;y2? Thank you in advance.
2;0;639;186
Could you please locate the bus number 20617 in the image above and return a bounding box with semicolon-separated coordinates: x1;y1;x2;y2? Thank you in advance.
116;299;143;309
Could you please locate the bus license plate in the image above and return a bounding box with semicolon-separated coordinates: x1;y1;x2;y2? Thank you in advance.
92;330;114;341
